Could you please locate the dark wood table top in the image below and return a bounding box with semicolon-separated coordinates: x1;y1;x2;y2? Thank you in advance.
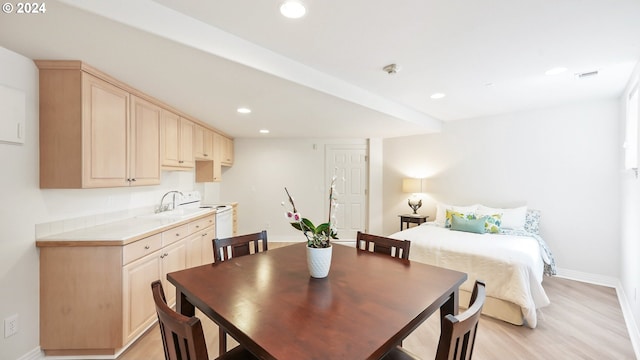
167;242;467;360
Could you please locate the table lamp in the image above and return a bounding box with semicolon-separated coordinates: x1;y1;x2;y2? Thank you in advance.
402;178;424;214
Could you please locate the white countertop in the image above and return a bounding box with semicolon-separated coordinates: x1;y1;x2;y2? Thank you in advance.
36;208;216;246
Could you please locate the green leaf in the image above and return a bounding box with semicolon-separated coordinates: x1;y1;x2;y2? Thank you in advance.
301;218;316;232
315;222;330;235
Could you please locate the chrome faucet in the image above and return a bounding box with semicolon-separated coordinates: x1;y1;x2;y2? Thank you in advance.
157;191;184;213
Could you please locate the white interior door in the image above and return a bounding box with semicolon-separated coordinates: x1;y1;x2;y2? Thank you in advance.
326;144;368;240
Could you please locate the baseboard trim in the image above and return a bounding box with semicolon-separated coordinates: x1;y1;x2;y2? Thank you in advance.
556;267;640;359
16;347;43;360
555;267;618;287
616;283;640;359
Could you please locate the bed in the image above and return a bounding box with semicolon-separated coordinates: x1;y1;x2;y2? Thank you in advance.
389;204;556;328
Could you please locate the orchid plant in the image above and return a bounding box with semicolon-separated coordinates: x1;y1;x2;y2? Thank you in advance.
283;174;339;248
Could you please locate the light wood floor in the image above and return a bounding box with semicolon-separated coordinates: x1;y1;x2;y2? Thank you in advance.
118;243;637;360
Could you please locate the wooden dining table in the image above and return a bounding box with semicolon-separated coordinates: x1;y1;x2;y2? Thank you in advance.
167;242;467;360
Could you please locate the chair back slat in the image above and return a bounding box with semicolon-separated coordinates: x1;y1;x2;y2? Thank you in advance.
356;231;411;260
213;230;268;262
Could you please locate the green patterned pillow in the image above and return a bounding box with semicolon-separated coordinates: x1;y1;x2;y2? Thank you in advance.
445;209;476;228
483;213;502;234
450;214;487;234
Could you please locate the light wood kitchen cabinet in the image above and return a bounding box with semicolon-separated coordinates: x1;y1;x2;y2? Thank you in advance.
37;61;160;188
38;60;234;186
195;159;222;183
122;246;161;344
122;235;187;344
186;220;216;268
195;132;234;183
215;132;234;166
37;213;214;356
161;110;195;169
194;124;214;160
129;95;161;185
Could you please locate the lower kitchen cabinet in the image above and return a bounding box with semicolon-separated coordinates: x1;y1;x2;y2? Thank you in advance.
122;247;161;344
37;214;215;357
122;237;188;343
186;225;216;268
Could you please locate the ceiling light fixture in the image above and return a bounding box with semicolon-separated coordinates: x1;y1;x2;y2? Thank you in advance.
280;1;306;19
383;64;401;74
430;93;446;99
237;107;251;114
259;129;270;134
545;67;567;75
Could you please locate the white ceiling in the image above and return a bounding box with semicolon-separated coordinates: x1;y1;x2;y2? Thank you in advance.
1;0;639;139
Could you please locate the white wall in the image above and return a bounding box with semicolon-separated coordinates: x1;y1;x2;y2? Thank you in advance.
382;99;621;278
620;60;640;331
219;138;373;241
0;47;198;359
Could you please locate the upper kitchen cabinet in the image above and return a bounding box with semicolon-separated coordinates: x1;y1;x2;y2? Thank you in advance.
129;95;161;185
193;124;214;160
37;61;160;188
195;132;234;183
216;132;234;166
161;110;195;170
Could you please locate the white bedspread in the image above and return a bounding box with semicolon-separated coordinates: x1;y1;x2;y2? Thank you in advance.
389;223;550;328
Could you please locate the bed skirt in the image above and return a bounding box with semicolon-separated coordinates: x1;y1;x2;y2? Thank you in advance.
459;289;524;326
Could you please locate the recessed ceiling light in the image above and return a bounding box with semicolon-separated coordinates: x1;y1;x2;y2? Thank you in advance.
280;1;306;19
237;107;251;114
430;93;446;99
259;129;270;134
545;67;567;76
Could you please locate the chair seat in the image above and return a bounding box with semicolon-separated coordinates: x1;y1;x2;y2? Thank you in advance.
215;345;258;360
382;346;421;360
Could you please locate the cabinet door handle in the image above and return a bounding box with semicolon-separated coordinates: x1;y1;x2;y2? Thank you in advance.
144;245;150;250
202;233;207;237
175;233;180;237
131;178;136;182
195;225;200;229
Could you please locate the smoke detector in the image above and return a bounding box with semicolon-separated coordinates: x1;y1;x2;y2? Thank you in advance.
383;64;401;74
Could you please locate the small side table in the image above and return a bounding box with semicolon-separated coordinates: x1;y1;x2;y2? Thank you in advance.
398;214;429;231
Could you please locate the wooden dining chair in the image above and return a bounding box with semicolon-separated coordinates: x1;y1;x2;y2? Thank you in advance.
382;280;487;360
150;280;257;360
213;230;268;262
212;230;268;354
356;231;411;260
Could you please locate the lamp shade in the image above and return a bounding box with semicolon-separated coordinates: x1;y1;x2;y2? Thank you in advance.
402;178;423;193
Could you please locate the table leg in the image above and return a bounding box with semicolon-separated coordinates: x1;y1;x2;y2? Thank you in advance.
439;288;460;323
176;289;195;317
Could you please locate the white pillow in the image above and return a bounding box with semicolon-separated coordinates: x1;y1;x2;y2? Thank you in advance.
477;205;527;230
435;203;479;226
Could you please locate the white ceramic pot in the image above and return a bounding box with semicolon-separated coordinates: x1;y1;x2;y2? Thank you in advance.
306;245;332;278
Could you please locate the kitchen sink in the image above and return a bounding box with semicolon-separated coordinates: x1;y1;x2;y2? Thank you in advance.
137;207;211;220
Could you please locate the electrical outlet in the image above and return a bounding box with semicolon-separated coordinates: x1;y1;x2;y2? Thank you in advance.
4;314;18;338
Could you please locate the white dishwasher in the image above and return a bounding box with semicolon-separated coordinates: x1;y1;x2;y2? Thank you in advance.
213;205;233;239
